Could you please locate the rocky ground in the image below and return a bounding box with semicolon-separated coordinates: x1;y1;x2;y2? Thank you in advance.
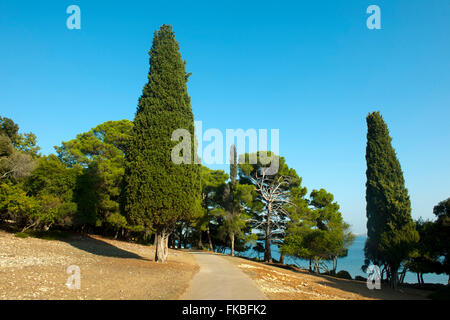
0;230;198;300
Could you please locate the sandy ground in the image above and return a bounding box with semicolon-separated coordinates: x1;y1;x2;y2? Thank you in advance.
0;230;198;300
222;255;432;300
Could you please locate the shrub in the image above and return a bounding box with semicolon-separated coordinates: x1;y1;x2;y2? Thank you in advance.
27;230;70;240
355;275;367;282
336;270;352;280
14;232;29;238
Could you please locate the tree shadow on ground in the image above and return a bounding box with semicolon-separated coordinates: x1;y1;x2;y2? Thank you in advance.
62;234;151;260
227;255;430;300
313;275;431;300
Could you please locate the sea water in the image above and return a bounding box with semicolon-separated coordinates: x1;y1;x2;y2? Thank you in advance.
227;235;448;285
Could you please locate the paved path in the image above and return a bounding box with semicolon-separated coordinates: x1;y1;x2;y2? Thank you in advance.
180;252;267;300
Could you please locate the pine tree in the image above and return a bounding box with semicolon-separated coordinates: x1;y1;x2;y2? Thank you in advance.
121;25;201;263
364;111;418;288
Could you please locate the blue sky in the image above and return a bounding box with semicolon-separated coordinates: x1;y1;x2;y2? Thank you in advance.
1;0;449;234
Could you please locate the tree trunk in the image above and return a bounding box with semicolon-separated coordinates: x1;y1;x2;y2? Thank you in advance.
206;225;214;251
177;226;183;249
314;260;319;274
332;257;337;275
230;233;235;257
169;234;175;248
264;205;272;262
197;230;204;250
417;273;421;285
390;267;398;289
401;268;407;284
280;252;285;265
155;230;169;263
309;257;312;272
420;273;424;285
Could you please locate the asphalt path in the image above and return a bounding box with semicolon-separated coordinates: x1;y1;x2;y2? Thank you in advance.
180;251;267;300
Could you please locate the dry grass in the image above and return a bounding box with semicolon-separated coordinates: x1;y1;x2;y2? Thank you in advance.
223;255;431;300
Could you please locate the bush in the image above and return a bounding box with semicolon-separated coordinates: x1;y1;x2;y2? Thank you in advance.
14;232;29;238
355;275;367;282
336;270;352;280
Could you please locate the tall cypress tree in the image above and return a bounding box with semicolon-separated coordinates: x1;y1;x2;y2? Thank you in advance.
121;25;201;263
364;112;418;288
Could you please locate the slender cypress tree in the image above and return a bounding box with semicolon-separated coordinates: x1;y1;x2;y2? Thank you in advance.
121;25;201;263
230;144;237;187
364;112;418;288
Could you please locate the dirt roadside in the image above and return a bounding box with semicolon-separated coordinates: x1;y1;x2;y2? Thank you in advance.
0;230;198;300
0;229;433;301
222;255;431;300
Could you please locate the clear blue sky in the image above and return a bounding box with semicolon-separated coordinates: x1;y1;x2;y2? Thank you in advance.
1;0;449;234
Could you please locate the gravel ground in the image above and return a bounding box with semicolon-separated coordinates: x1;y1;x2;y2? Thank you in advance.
223;255;432;300
0;230;198;300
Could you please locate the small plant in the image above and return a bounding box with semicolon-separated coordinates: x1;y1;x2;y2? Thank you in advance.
14;232;29;238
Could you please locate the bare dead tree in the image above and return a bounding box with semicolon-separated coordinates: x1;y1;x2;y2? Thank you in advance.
0;150;36;180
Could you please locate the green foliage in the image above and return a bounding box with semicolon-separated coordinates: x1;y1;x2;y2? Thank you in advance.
0;183;65;231
336;270;352;280
55;120;132;231
26;155;78;201
364;112;418;287
409;198;450;283
24;154;78;228
56;120;132;168
282;189;354;273
14;232;29;238
0;116;40;156
196;166;228;237
0;134;36;182
213;153;258;255
16;132;40;156
433;198;450;279
238;152;306;262
122;25;202;235
0;183;40;225
23;229;70;240
406;219;443;283
0;135;13;157
0;117;20;145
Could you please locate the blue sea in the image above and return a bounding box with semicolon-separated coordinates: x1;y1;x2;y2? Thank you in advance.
226;236;448;285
